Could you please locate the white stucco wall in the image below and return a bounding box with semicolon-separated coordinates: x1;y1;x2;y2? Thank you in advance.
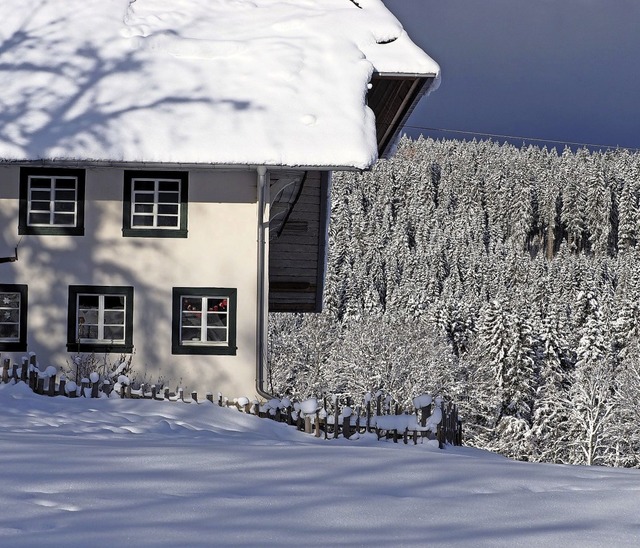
0;165;261;398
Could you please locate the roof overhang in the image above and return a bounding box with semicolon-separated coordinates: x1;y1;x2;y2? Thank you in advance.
368;73;437;158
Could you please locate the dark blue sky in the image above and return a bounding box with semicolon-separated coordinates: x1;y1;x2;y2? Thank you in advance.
385;0;640;151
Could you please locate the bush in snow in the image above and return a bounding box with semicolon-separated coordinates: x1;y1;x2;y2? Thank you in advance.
64;351;136;388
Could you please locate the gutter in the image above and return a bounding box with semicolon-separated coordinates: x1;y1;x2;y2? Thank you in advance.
255;166;272;399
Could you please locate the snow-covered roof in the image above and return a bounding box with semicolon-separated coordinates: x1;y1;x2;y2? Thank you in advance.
0;0;439;169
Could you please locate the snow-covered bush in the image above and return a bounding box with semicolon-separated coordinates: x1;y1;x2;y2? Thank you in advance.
64;352;136;388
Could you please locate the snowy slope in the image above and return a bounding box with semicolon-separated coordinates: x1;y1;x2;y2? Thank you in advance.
1;382;639;546
0;0;438;169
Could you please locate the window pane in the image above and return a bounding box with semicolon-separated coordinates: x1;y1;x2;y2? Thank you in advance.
0;293;20;308
134;204;154;214
1;309;20;323
54;201;76;213
158;192;179;203
79;324;99;339
207;298;228;310
29;212;51;225
156;216;178;227
207;313;227;327
207;328;227;342
104;296;125;310
30;178;52;188
104;326;124;340
182;298;202;312
0;324;19;340
55;178;76;190
134;192;155;203
104;310;125;325
30;201;51;211
133;180;154;191
157;204;179;215
78;295;100;309
181;326;201;342
31;190;52;201
55;190;76;201
53;213;75;225
158;181;179;192
132;215;154;227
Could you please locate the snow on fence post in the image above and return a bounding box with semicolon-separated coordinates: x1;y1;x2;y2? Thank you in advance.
11;362;18;381
164;387;170;401
191;391;198;403
206;392;213;404
2;358;9;384
59;376;66;397
90;372;100;398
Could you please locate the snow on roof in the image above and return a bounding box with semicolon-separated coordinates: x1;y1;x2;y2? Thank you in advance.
0;0;438;169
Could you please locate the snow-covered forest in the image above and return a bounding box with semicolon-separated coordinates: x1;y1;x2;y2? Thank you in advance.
268;137;640;468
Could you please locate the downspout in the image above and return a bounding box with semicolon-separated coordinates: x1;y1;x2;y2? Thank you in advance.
256;166;272;399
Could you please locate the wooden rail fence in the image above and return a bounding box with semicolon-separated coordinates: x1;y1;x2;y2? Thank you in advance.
1;354;462;448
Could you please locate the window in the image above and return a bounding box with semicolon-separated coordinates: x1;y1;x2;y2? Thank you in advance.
19;168;85;236
67;286;133;353
172;287;237;355
0;285;28;351
123;171;188;237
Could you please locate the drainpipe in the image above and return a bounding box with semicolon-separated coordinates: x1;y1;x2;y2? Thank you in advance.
256;166;272;399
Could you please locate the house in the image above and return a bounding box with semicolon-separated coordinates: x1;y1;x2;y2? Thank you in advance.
0;0;439;398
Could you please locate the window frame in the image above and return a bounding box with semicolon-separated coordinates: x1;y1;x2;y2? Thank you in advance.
123;170;189;238
0;284;28;351
19;167;85;236
67;285;134;353
172;287;237;356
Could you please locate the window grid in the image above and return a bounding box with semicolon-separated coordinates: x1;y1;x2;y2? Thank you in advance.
27;176;78;227
76;293;126;344
0;292;21;342
131;178;181;229
180;296;229;346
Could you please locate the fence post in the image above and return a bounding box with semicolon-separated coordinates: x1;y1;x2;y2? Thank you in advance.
25;357;34;388
48;373;56;397
342;414;351;440
2;358;9;384
29;354;39;385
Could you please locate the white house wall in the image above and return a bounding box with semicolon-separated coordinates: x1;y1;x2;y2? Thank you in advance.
0;165;260;398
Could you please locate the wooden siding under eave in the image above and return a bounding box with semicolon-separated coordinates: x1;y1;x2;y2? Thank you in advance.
268;170;330;313
368;74;435;158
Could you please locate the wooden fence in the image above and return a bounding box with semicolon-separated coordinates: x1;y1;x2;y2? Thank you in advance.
1;355;462;448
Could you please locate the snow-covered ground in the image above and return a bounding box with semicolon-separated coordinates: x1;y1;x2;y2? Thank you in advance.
1;382;639;547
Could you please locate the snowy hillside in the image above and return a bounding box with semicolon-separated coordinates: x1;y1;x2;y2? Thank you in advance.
1;382;639;546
